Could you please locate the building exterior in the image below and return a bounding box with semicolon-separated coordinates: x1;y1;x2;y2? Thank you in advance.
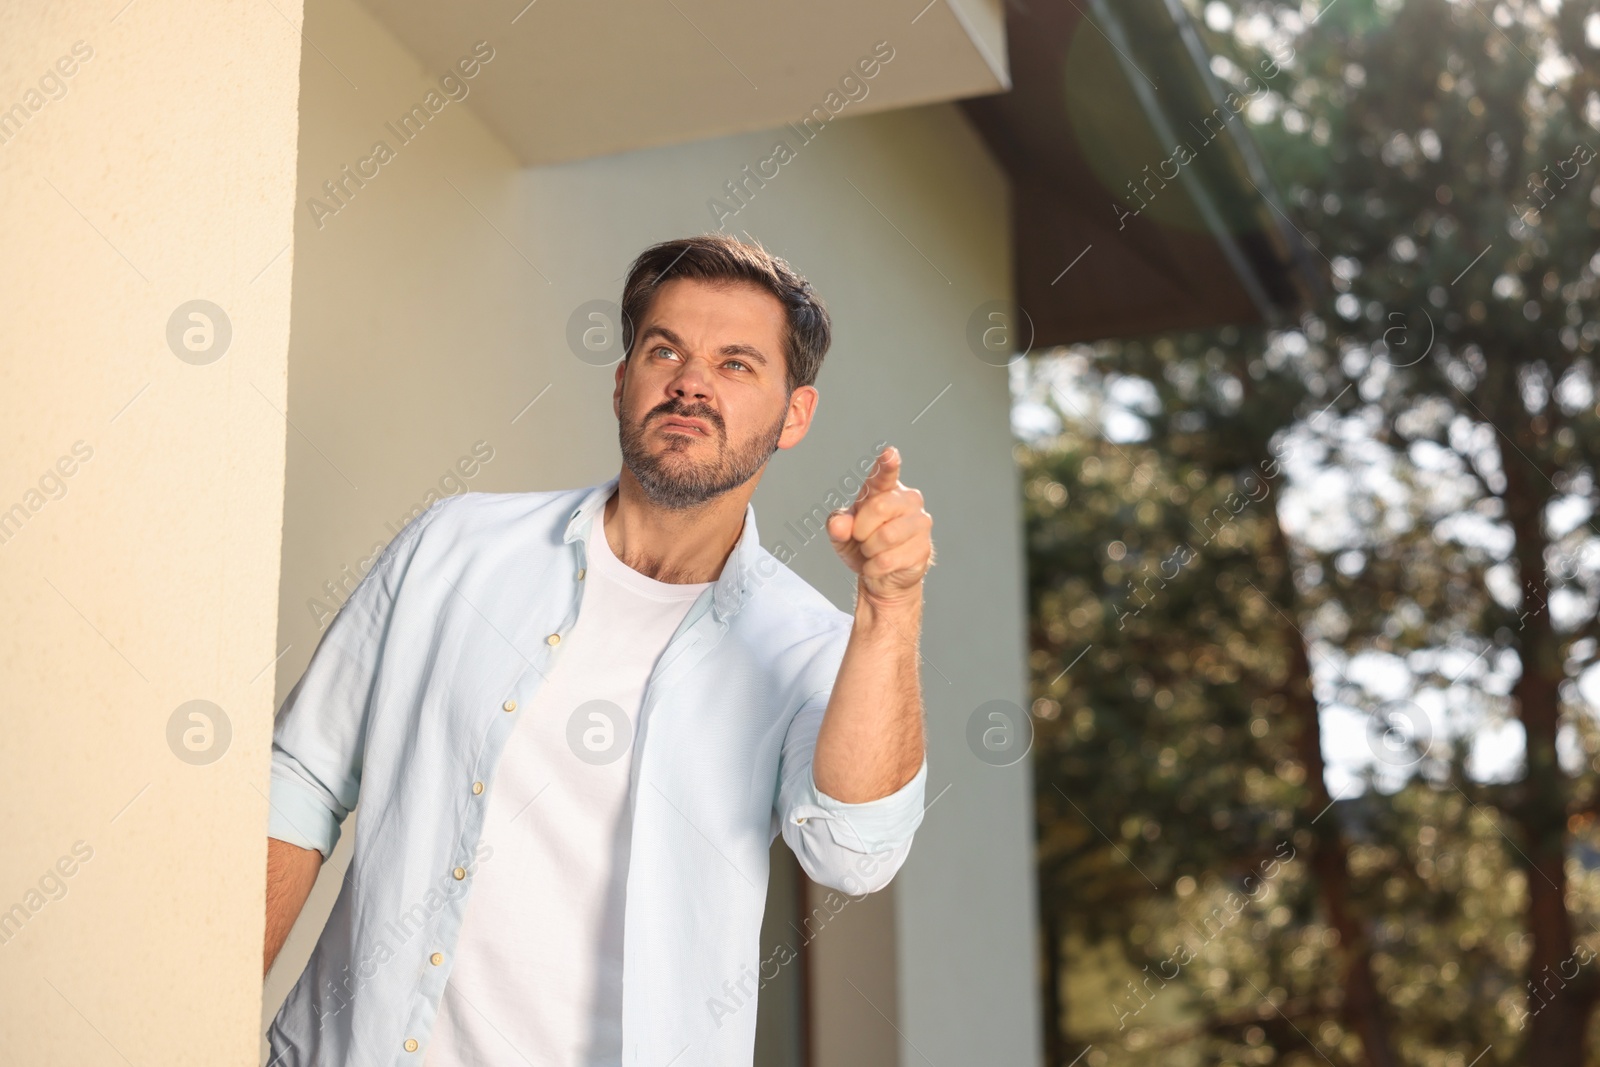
0;0;1307;1064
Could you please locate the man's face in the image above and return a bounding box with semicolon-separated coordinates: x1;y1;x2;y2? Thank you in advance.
614;277;816;510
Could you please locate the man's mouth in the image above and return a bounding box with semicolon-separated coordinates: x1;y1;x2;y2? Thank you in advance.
657;416;711;436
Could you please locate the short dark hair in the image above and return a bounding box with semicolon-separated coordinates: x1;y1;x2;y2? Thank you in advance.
619;234;832;394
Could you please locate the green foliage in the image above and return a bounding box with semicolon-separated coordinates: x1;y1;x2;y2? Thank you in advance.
1029;0;1600;1062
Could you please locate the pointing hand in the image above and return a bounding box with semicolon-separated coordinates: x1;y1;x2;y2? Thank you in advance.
826;445;934;608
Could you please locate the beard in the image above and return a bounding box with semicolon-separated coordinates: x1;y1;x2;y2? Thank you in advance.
619;395;787;511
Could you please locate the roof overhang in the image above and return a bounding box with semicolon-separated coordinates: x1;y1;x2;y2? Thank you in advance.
354;0;1009;166
959;0;1321;347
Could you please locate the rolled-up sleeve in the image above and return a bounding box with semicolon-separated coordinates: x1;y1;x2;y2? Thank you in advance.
267;502;440;859
775;692;928;895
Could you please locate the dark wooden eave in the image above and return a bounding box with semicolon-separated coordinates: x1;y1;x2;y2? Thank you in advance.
960;0;1322;348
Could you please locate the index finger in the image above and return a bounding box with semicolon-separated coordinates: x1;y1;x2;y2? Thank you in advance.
849;445;901;514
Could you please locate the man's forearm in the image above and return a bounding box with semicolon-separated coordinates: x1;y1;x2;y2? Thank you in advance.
265;836;323;977
812;593;926;803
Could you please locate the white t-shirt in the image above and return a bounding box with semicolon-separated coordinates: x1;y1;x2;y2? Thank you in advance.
423;509;712;1067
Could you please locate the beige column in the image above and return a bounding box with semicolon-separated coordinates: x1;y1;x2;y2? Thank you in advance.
0;1;304;1063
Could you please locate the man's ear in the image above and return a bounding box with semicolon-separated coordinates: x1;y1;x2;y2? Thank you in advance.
612;355;628;421
776;385;819;451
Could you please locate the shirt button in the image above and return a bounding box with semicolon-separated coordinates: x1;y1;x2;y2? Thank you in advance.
577;568;587;581
546;633;561;646
453;867;467;880
503;699;517;713
431;952;445;966
797;817;807;824
404;1038;419;1052
472;781;484;795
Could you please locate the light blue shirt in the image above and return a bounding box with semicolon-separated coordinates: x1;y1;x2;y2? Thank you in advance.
265;476;929;1066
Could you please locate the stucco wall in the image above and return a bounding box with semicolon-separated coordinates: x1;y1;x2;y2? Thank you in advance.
268;0;1040;1062
0;2;304;1064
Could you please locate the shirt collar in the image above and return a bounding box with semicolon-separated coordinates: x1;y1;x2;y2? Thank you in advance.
562;475;761;622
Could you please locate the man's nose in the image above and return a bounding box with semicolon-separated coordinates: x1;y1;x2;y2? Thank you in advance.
667;360;714;400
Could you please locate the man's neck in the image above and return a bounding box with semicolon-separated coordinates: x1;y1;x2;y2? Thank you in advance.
601;468;752;585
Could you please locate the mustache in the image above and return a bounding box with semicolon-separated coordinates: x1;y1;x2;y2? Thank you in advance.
647;400;723;435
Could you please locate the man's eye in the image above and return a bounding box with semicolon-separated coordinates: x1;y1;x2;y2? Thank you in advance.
653;346;677;360
726;360;749;372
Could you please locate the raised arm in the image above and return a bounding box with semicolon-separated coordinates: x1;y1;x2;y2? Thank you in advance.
817;445;932;802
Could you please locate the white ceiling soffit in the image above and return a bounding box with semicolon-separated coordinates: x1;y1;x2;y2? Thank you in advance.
355;0;1010;166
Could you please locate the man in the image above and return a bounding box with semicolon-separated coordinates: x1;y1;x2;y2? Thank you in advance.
262;234;933;1066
